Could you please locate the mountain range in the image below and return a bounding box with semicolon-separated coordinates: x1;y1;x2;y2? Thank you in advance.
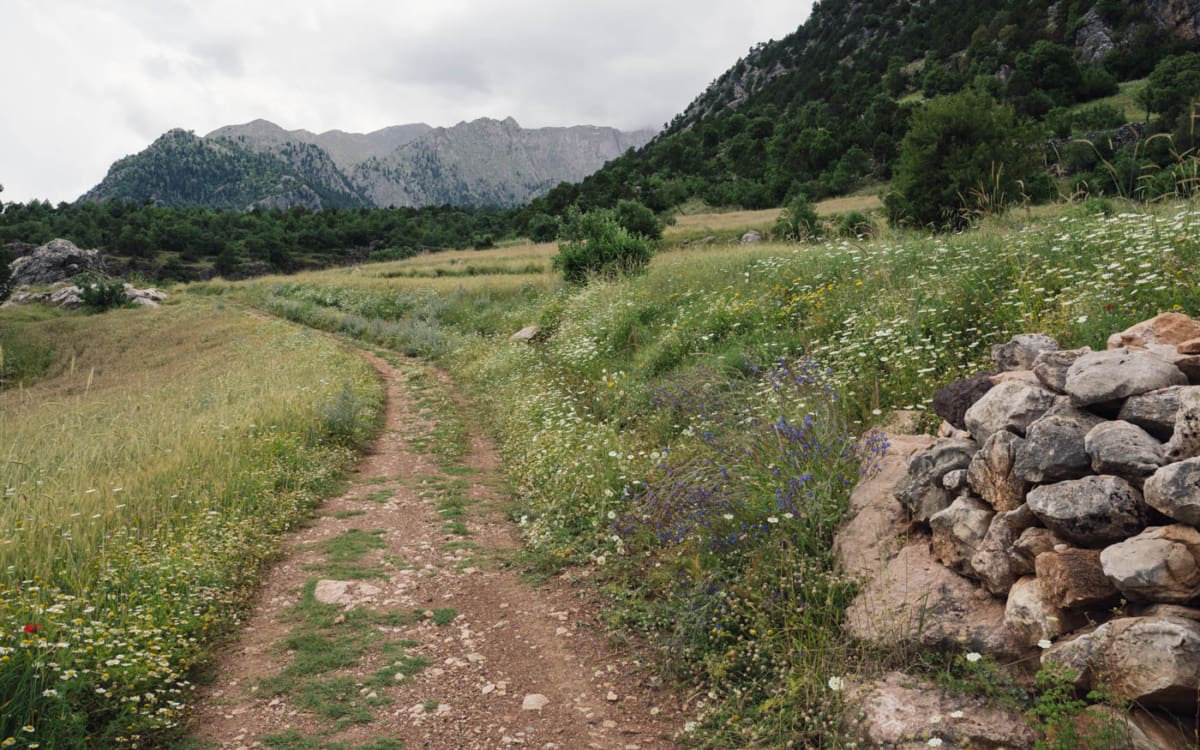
80;118;655;211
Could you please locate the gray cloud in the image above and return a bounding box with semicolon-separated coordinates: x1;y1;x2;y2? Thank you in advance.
0;0;810;203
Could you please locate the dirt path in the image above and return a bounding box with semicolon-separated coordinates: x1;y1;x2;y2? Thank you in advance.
187;351;682;749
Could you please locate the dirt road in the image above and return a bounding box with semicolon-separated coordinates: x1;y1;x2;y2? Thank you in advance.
187;350;681;749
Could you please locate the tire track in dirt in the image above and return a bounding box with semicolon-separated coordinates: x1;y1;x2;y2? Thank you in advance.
187;349;682;749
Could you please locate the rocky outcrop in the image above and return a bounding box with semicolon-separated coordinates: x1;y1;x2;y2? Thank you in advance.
8;238;105;286
2;282;167;310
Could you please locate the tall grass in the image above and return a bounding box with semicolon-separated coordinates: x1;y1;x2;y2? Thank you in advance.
0;300;380;747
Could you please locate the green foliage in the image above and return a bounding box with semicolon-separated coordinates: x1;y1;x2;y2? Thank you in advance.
613;199;663;240
77;273;129;312
837;210;876;238
526;212;559;243
1140;52;1200;128
773;193;823;240
886;91;1040;229
553;210;652;284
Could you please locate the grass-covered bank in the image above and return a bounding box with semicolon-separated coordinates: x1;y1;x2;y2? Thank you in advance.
0;300;381;748
210;201;1200;746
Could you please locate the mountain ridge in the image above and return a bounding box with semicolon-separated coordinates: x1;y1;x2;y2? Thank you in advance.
82;117;655;211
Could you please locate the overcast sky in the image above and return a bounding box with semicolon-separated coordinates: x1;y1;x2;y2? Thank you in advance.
1;1;812;205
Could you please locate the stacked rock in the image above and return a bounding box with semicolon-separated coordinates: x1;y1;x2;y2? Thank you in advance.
899;312;1200;715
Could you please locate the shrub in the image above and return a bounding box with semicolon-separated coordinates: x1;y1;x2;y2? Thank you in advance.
773;193;823;240
526;213;559;243
77;273;128;312
885;91;1041;229
613;199;664;240
553;211;652;284
837;210;875;238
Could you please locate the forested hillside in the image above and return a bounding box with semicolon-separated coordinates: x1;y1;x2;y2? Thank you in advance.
536;0;1200;215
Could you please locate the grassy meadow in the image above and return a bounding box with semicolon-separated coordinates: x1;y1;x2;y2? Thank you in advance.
0;301;381;747
7;197;1200;747
198;199;1200;746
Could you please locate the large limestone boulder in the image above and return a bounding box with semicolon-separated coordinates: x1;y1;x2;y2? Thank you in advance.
844;536;1024;659
835;435;934;581
9;238;106;286
1026;475;1147;547
1108;312;1200;350
893;438;977;524
992;333;1059;372
850;671;1037;749
1032;346;1092;393
1013;408;1104;484
1101;526;1200;603
929;496;993;577
963;380;1057;443
1144;459;1200;525
1064;348;1188;407
1085;420;1166;484
1164;388;1200;461
1044;616;1200;712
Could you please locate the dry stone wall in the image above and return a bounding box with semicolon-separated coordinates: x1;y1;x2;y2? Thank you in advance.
838;312;1200;746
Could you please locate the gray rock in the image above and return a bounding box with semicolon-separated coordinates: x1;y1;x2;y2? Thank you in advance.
1085;421;1165;484
1044;616;1200;712
1005;575;1084;646
1064;348;1188;406
313;579;383;607
1164;388;1200;461
894;438;978;524
1013;409;1104;484
966;430;1028;512
963;380;1057;443
941;468;969;492
48;285;84;309
1032;346;1092;393
509;325;541;343
851;671;1037;749
740;230;762;244
1101;525;1200;603
932;372;995;431
1026;475;1147;547
992;333;1059;372
929;496;994;577
971;505;1039;596
1144;459;1200;525
8;238;106;286
1119;386;1196;440
1035;547;1119;610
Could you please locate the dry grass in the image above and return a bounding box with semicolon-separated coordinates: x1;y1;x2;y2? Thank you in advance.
0;299;377;583
815;192;884;215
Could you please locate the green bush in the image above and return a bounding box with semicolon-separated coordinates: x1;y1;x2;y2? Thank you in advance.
837;210;875;238
553;211;652;284
885;91;1040;229
773;193;822;240
526;213;560;243
613;199;664;240
77;274;129;312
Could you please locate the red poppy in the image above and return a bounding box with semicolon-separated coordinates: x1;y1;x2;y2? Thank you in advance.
22;624;41;634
